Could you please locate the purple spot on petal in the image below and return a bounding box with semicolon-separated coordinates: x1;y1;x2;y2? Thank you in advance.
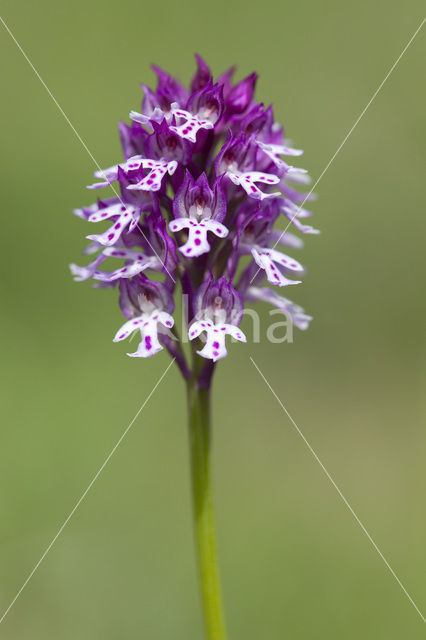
194;238;201;246
145;336;152;350
213;341;219;349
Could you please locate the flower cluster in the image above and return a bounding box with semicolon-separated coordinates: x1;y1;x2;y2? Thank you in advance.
71;56;318;374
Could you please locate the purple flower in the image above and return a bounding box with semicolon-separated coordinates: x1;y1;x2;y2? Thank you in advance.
169;171;228;257
113;275;174;358
71;56;318;364
215;133;282;201
189;276;246;362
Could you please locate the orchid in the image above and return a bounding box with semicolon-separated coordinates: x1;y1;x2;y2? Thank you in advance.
71;56;317;640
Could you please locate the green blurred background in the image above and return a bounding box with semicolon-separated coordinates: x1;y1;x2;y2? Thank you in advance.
1;1;425;638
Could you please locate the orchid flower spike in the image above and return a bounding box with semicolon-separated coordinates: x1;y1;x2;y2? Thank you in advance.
71;55;317;370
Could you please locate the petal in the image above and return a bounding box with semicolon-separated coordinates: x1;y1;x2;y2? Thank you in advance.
113;317;145;342
168;218;190;233
157;311;174;329
127;165;168;191
128;323;163;358
69;263;95;282
87;180;111;190
127;337;163;358
281;201;313;219
86;214;132;246
191;322;246;361
103;247;145;260
244;171;281;185
87;155;147;190
202;219;229;239
246;286;313;331
197;330;227;362
170;219;228;258
227;170;281;201
266;248;304;272
129;110;152;126
92;259;152;282
128;210;142;232
169;106;214;143
188;319;213;341
252;249;302;287
222;324;247;342
167;160;178;176
126;159;177;192
282;212;320;235
291;219;320;235
73;202;98;219
87;164;120;189
88;203;131;222
178;225;211;257
130;107;166;126
258;141;304;169
69;254;105;282
270;230;305;249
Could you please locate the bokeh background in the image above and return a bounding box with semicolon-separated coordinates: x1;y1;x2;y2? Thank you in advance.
0;1;425;638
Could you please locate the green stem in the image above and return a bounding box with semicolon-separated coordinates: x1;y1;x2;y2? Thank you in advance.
187;380;228;640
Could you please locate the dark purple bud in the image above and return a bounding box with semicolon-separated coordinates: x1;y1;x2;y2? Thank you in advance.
119;121;149;159
145;210;177;274
190;54;212;92
226;72;257;115
151;65;188;109
140;84;158;116
240;103;268;135
216;65;236;99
